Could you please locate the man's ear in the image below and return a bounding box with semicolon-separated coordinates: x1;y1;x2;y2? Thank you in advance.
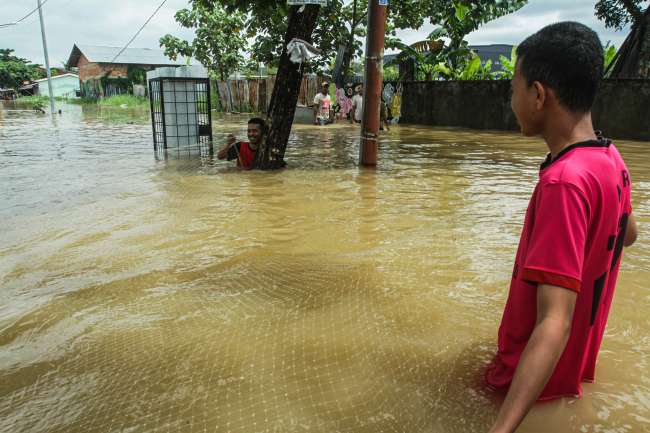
533;81;546;110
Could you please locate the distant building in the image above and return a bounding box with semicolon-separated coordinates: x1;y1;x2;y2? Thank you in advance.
65;44;189;98
34;74;80;99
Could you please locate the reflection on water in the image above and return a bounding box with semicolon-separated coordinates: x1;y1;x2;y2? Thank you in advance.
0;100;648;432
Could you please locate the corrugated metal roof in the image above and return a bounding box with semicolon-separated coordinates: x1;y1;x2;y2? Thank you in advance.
34;73;79;83
67;44;190;68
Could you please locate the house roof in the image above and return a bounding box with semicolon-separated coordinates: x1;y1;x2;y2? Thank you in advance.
66;44;189;68
34;73;79;83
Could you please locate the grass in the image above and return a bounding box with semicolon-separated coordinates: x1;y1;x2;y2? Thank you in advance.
97;94;150;107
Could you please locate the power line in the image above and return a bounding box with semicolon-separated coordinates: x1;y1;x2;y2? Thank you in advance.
108;0;168;64
0;0;77;36
0;0;51;28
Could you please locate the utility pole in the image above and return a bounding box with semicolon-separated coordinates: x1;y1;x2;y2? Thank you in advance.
37;0;55;114
358;0;387;167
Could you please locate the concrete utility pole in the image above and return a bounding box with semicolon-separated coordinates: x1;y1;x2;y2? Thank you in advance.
358;0;387;167
37;0;55;114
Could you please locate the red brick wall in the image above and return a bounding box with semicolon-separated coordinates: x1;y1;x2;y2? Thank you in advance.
99;63;129;78
79;58;167;83
77;54;100;83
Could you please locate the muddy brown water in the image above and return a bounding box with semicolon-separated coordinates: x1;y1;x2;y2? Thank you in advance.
0;100;648;432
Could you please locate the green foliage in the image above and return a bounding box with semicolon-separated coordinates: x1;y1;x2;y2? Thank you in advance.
385;40;445;81
68;97;98;105
99;66;150;95
427;1;527;70
595;0;648;31
603;41;617;75
97;94;150;107
435;56;502;80
383;65;400;81
386;2;526;81
0;49;44;89
498;45;517;77
159;4;249;81
189;0;447;77
31;97;48;113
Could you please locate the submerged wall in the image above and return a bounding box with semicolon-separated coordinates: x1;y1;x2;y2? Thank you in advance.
591;79;650;142
400;80;518;132
399;79;650;142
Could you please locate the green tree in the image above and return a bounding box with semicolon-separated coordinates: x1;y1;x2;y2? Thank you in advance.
0;49;43;89
159;4;250;80
594;0;650;78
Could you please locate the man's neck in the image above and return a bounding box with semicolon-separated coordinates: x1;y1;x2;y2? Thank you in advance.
249;141;259;150
540;112;597;159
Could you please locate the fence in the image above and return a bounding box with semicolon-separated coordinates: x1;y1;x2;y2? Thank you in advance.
211;75;329;112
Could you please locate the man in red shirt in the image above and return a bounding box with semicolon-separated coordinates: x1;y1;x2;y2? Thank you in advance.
486;22;638;432
217;118;287;168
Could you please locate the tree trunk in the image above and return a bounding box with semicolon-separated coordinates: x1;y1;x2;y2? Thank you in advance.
637;22;650;78
341;32;355;84
252;5;320;170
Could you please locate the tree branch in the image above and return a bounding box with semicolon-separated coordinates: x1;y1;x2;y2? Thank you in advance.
621;0;645;25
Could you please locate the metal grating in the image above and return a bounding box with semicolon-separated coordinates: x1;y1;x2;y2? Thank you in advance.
149;77;213;155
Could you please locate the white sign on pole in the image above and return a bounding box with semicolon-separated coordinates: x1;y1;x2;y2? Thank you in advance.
379;0;388;5
288;0;327;4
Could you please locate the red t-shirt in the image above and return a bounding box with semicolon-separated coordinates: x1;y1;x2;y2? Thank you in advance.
485;137;632;400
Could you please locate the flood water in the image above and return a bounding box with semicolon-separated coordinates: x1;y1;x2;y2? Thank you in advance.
0;100;648;432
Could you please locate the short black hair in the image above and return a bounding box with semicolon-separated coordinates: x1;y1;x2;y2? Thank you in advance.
248;118;265;129
517;22;604;114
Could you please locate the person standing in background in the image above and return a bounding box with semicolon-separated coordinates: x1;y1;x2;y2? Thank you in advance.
350;84;363;124
314;82;331;126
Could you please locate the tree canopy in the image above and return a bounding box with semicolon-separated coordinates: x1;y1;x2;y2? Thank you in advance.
0;49;44;89
595;0;648;30
160;4;251;80
164;0;449;78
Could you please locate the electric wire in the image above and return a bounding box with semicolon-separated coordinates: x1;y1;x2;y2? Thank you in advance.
0;0;51;28
108;0;168;64
0;0;78;36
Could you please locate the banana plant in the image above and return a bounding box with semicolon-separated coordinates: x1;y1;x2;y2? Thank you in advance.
385;39;444;81
498;45;517;77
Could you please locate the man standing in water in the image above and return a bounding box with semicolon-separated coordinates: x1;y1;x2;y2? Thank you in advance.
349;83;390;130
486;22;638;432
217;118;288;168
350;84;363;124
313;81;331;126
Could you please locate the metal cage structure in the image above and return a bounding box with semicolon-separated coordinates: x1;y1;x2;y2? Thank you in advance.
148;67;213;155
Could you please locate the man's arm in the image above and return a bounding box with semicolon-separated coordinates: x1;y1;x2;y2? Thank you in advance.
625;212;638;247
313;104;319;125
489;283;577;433
350;106;355;123
217;134;236;160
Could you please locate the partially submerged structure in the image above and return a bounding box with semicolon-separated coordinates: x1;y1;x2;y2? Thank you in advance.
34;74;79;99
147;66;212;153
65;44;188;99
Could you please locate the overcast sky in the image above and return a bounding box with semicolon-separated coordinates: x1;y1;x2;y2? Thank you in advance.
1;0;645;68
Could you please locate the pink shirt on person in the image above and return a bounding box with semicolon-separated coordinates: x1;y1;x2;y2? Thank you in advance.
485;136;633;400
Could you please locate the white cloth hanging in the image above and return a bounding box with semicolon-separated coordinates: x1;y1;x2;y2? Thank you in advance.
286;38;321;66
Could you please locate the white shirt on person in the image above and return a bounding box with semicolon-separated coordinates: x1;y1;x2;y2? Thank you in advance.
352;94;363;121
314;93;331;120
